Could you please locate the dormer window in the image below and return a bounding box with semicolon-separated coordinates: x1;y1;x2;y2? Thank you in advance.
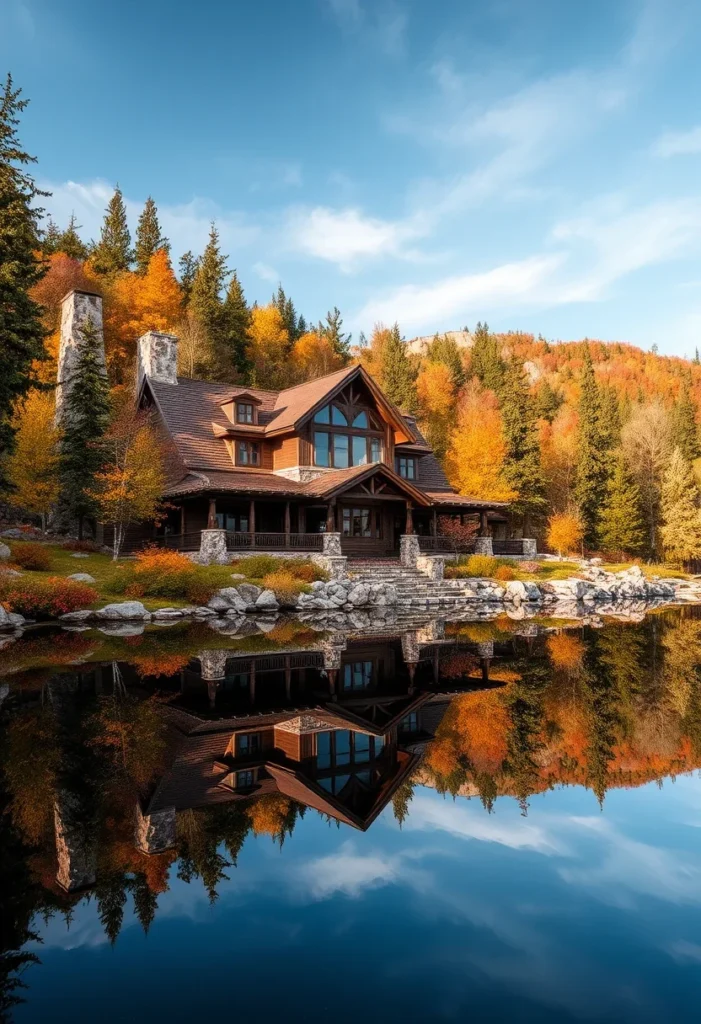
237;402;254;424
237;441;260;466
396;456;416;480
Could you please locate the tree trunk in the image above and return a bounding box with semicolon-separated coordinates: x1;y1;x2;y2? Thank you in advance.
112;524;123;561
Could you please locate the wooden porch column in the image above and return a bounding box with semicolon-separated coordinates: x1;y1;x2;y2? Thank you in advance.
299;505;306;533
405;501;414;535
284;501;291;544
249;499;256;540
207;497;217;529
180;504;186;536
326;499;336;533
431;508;438;536
479;510;488;536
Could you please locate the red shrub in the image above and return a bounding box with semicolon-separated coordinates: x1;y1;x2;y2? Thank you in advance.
11;542;53;571
0;576;98;618
61;538;101;552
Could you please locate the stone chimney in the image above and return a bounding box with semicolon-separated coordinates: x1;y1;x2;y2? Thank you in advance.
56;289;106;425
137;331;179;392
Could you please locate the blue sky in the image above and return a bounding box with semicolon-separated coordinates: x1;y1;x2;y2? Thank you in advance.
3;0;701;354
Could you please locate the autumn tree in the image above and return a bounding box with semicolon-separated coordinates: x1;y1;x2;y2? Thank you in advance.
574;344;608;547
5;390;60;529
539;406;578;513
134;196;169;274
445;383;516;501
416;361;457;461
659;447;701;566
291;330;345;380
0;74;47;487
377;322;417;413
597;455;646;558
245;304;290;389
91;185;133;275
621;401;672;555
58;318;111;537
91;402;166;559
546;510;583;557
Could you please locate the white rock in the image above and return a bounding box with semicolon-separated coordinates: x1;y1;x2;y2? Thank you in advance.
59;609;94;622
7;612;24;627
67;573;96;583
230;573;246;580
255;589;279;610
348;584;369;606
208;588;247;613
70;552;90;559
95;601;151;621
0;604;10;627
152;608;184;620
98;623;146;636
0;542;11;561
237;583;262;605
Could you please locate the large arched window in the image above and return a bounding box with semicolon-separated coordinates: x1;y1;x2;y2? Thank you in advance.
312;397;383;468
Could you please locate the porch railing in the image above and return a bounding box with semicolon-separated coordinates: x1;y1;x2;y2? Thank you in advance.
226;531;324;552
149;532;203;551
492;539;528;556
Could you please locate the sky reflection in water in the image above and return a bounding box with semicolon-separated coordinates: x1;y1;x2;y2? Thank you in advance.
4;609;701;1023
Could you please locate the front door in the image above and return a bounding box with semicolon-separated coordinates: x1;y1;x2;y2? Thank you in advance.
339;504;388;556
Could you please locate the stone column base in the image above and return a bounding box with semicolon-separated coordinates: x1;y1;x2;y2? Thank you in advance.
321;532;342;556
400;534;420;567
474;537;493;556
135;804;176;855
197;528;229;565
416;554;445;580
522;538;537;557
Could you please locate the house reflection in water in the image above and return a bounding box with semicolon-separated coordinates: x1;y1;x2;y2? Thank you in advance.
134;624;503;855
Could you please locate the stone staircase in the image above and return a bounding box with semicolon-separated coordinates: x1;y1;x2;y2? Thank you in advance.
348;559;472;611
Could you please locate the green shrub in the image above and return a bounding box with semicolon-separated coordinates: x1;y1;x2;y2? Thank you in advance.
230;554;284;579
0;576;98;618
10;542;53;571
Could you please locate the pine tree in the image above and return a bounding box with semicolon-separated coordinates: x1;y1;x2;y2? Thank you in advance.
659;447;701;565
91;185;132;274
58;318;111;537
272;285;300;343
178;250;198;303
42;217;61;254
671;380;700;464
533;379;563;423
378;323;418;413
297;313;307;336
0;75;47;489
469;321;505;392
598;456;646;557
320;306;351;360
134;196;169;274
189;224;228;377
426;332;465;388
498;358;546;528
218;270;251;377
58;213;89;260
574;344;608;547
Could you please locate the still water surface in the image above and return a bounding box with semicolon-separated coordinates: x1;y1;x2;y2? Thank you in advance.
2;608;701;1022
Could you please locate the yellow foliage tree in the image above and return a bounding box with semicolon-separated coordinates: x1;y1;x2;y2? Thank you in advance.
445;383;517;501
291;330;346;380
246;793;292;838
546;632;585;673
5;390;61;530
546;510;583;557
246;304;290;389
91;401;166;559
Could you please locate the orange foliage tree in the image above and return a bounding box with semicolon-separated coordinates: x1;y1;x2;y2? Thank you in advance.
291;330;346;380
547;510;583;556
445;382;517;501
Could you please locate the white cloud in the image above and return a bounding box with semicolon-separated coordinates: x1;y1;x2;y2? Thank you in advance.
253;261;280;283
667;940;701;963
285;205;426;271
295;842;402;899
652;125;701;158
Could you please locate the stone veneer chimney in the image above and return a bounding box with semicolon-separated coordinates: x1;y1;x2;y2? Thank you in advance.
56;289;106;425
137;331;179;392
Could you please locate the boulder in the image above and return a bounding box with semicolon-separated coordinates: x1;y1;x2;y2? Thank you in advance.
230;573;246;581
207;588;248;614
7;612;24;627
97;622;146;636
255;615;279;632
0;542;10;561
193;606;217;617
70;552;90;559
94;601;151;621
255;589;279;611
59;609;95;623
0;568;22;577
348;584;369;606
67;573;96;583
237;583;262;605
0;604;10;628
152;608;184;620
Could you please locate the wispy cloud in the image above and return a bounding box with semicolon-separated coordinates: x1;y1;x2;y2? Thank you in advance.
253;261;280;283
323;0;407;57
652;125;701;158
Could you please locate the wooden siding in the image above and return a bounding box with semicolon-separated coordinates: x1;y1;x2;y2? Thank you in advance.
272;435;299;471
273;727;302;762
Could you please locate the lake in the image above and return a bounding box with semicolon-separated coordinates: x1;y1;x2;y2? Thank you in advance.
2;606;701;1023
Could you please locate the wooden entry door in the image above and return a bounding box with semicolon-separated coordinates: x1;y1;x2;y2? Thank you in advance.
339;503;390;556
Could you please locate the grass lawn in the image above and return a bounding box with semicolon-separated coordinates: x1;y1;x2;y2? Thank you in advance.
1;543;318;611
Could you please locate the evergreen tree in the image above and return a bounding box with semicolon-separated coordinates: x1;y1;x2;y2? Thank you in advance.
41;216;61;254
533;378;563;423
671;380;700;464
426;332;465;388
469;321;505;392
272;284;299;343
218;270;251;377
297;314;307;336
58;319;111;537
574;344;608;547
391;777;415;828
498;358;546;528
188;224;228;377
134;196;169;273
91;185;132;274
178;250;198;303
659;447;701;565
0;75;47;489
320;306;351;360
582;636;622;808
131;873;158;934
598;456;646;557
378;323;418;413
598;384;621;451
